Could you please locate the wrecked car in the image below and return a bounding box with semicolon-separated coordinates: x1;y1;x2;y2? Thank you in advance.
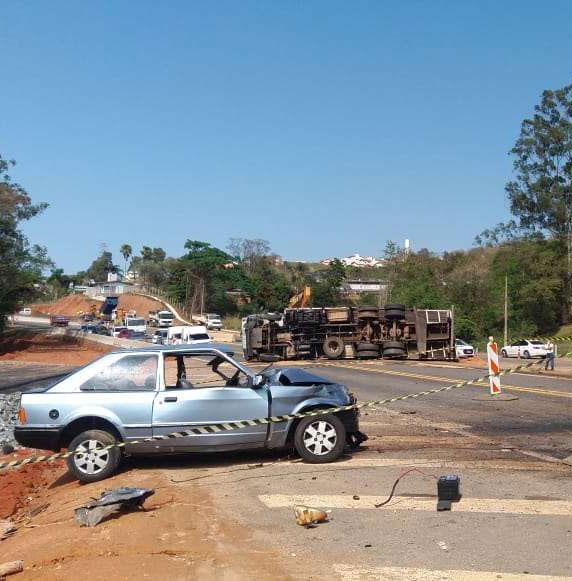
14;344;365;482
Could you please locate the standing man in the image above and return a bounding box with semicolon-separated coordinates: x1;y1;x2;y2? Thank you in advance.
545;340;555;371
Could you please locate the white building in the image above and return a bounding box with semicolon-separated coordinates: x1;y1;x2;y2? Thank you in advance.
321;253;384;268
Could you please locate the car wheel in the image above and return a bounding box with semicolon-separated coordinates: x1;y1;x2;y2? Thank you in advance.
501;349;507;358
322;337;345;359
523;350;531;359
67;429;122;483
384;304;406;320
294;413;346;463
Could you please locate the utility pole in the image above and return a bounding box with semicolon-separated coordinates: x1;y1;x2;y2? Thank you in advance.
503;273;508;347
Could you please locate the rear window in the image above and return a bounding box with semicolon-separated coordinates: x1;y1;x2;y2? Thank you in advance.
191;333;210;340
80;355;158;392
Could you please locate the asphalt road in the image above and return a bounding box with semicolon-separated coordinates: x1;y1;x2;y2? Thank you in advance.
178;355;572;579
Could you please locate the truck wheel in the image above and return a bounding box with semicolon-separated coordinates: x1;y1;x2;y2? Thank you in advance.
323;337;345;359
356;342;379;359
384;304;406;320
357;307;379;320
383;340;406;358
294;414;346;463
67;429;122;483
357;350;379;359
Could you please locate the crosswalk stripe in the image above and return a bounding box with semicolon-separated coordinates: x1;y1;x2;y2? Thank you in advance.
258;494;572;516
333;564;572;581
321;457;570;471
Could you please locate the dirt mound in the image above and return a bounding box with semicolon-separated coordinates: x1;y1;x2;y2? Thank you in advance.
0;331;111;365
33;295;99;317
33;294;167;320
117;294;165;319
0;451;64;518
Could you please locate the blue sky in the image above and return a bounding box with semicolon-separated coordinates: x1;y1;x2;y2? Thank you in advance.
1;0;571;272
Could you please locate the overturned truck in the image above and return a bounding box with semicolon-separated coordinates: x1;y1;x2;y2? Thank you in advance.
242;305;455;361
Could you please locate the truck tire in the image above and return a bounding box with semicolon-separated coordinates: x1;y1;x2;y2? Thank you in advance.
382;340;406;358
66;429;122;483
322;337;345;359
294;413;346;463
356;342;379;359
384;304;406;320
357;307;379;320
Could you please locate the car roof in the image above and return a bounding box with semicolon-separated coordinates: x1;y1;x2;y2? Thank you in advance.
110;343;234;355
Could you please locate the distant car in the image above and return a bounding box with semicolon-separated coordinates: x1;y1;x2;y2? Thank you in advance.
80;323;98;334
500;340;548;359
18;307;32;316
112;326;130;339
455;339;475;358
15;344;365;482
152;329;168;344
205;313;223;331
50;315;69;327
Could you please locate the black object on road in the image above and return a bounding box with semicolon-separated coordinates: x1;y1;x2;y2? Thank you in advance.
75;487;154;527
437;475;462;502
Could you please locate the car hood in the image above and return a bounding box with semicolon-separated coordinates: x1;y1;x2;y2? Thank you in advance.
262;367;334;386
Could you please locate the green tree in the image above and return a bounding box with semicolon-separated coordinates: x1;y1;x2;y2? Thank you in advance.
120;244;132;277
0;155;50;330
310;259;346;307
505;84;572;314
86;251;118;281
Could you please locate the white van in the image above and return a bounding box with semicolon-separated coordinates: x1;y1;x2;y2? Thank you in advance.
167;325;212;345
124;317;147;339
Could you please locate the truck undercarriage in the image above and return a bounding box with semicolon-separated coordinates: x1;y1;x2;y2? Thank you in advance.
242;305;456;361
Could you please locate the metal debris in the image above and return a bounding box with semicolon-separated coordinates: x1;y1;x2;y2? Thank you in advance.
74;487;154;527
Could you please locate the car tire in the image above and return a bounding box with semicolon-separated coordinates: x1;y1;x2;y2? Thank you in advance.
523;350;531;359
501;349;507;358
67;429;122;483
294;413;346;463
322;337;345;359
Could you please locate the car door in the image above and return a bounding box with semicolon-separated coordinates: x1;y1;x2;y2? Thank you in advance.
152;352;269;449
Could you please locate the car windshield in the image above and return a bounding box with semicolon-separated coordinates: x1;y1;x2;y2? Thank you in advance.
456;339;466;345
190;333;210;340
126;318;145;326
160;313;174;319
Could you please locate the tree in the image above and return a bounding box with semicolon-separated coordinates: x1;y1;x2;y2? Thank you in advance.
310;259;346;307
120;244;132;278
506;84;572;276
0;155;50;330
86;251;118;282
227;238;271;274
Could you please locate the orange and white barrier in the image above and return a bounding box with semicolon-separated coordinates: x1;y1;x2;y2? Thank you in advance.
487;337;501;395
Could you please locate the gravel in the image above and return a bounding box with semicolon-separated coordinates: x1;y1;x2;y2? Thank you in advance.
0;393;22;451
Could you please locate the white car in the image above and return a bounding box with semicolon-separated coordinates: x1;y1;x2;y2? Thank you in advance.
205;313;223;331
500;340;548;359
151;329;168;344
455;339;475;358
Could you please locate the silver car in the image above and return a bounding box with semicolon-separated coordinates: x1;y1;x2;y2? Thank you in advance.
15;344;364;482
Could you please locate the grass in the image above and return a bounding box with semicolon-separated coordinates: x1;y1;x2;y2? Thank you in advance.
222;316;242;331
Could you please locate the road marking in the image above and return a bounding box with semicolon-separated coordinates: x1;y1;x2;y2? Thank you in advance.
333;565;572;581
314;362;572;399
258;494;572;515
324;457;570;471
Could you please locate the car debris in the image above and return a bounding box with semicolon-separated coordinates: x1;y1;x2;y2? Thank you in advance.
74;487;154;527
293;505;329;527
0;520;16;541
0;560;24;577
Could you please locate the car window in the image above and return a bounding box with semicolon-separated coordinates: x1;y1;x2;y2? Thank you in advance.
80;355;158;392
164;354;249;389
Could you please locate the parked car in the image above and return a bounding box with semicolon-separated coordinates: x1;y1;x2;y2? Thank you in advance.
18;307;32;316
112;326;128;338
205;313;223;331
455;339;475;358
50;315;69;327
14;344;365;482
500;340;548;359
